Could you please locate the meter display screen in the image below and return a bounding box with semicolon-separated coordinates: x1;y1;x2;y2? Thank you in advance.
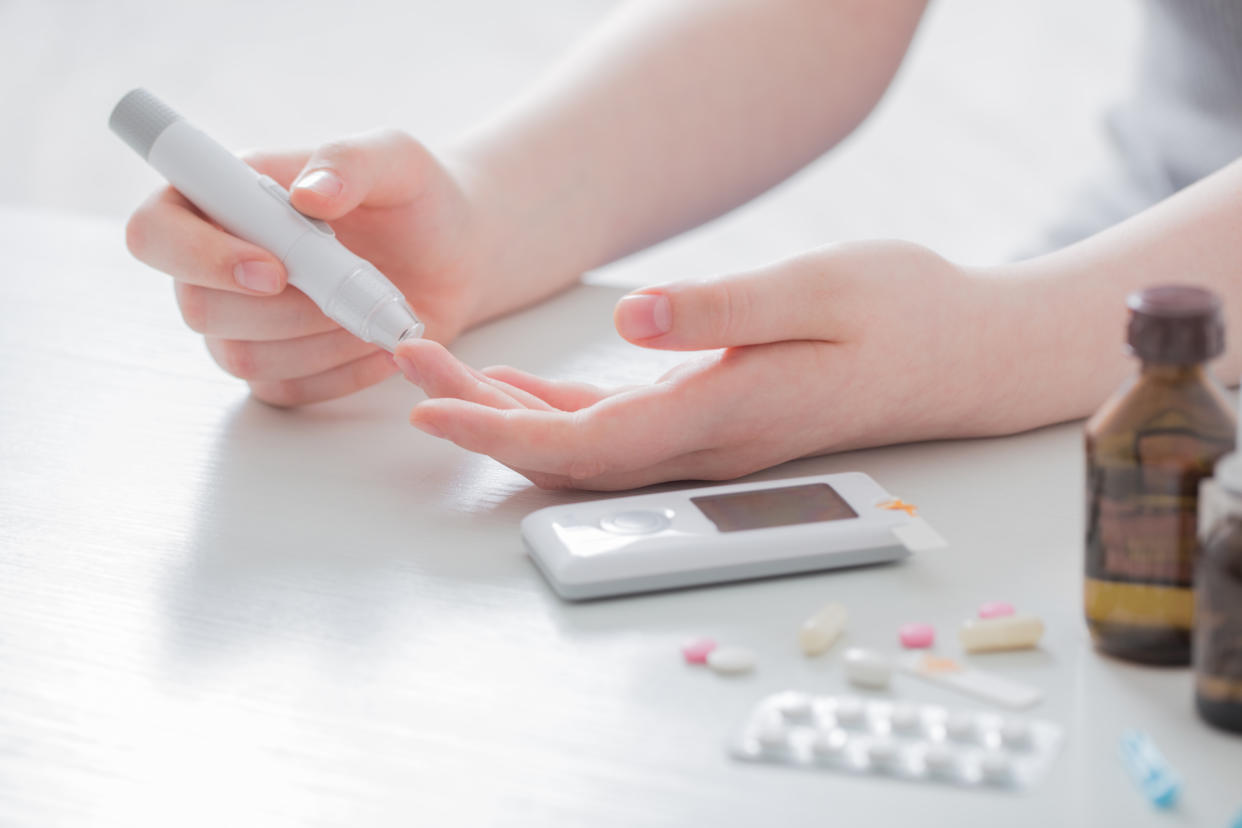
690;483;858;532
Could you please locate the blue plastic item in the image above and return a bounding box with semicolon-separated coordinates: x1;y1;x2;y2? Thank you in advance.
1118;730;1181;809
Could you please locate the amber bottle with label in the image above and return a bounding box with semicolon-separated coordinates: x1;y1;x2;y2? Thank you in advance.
1195;404;1242;732
1084;286;1235;665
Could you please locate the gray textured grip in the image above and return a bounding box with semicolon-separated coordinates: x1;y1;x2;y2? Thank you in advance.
108;88;182;159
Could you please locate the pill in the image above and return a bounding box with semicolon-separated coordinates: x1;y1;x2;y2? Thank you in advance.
867;737;900;768
922;743;957;775
890;704;921;733
843;647;893;689
980;750;1013;783
945;712;977;742
899;623;935;649
1000;719;1032;749
978;601;1015;619
959;615;1044;653
681;637;717;664
755;721;788;752
810;729;849;759
798;603;848;656
706;646;756;675
777;693;814;721
834;697;866;727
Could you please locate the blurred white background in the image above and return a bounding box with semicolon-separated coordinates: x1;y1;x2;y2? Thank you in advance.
0;0;1140;282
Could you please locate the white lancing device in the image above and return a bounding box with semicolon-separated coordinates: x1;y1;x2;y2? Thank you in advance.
108;88;424;351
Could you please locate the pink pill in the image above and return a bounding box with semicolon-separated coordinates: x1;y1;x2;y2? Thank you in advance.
899;623;935;649
978;601;1015;619
682;637;718;664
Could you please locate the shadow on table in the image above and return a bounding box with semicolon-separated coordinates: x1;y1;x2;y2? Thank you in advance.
157;284;696;662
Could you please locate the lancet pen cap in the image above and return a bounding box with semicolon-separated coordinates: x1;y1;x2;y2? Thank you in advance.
109;89;182;160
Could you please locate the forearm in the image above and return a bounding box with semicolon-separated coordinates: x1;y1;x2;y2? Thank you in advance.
455;0;927;325
997;155;1242;431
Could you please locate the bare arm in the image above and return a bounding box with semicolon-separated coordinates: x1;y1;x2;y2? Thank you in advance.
1005;154;1242;430
457;0;929;325
123;0;927;406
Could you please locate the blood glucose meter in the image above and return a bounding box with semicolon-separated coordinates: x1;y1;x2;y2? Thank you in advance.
521;472;946;599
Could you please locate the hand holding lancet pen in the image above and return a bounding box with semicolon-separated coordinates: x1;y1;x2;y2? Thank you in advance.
108;88;424;351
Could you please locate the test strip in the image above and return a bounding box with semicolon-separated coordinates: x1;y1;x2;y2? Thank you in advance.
898;653;1043;709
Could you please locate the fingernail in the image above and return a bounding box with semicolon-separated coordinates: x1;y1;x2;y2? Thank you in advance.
615;293;672;339
293;169;343;198
233;261;283;294
412;419;444;439
394;352;422;385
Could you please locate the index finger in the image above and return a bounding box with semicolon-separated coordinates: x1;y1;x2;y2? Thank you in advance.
409;383;711;482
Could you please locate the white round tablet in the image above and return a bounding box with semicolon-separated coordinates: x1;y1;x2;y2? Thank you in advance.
706;646;756;675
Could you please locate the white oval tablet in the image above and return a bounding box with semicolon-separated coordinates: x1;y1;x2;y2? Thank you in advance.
843;647;893;689
706;646;756;675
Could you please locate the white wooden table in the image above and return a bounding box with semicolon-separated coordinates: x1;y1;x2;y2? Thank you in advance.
2;206;1239;827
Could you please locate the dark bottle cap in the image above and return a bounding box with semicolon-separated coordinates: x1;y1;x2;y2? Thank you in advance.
1126;285;1225;364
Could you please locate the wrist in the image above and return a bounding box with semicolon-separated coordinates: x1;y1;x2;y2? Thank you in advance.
443;137;593;332
970;259;1132;434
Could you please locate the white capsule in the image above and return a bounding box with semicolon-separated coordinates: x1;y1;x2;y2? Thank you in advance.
1000;719;1032;749
799;603;848;656
980;750;1013;783
922;742;958;776
843;647;893;690
959;615;1045;653
834;697;866;727
706;646;756;675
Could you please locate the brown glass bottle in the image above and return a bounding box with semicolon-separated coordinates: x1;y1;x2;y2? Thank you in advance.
1195;449;1242;732
1084;286;1235;665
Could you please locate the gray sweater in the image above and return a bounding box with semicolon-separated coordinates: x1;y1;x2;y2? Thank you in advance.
1034;0;1242;251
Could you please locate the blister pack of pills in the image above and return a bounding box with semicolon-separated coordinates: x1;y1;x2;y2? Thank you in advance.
730;692;1063;791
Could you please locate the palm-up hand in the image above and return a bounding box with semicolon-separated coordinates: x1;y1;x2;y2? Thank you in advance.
394;241;1022;490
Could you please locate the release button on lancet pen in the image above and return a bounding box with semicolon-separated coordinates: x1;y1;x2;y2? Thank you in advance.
257;175;336;236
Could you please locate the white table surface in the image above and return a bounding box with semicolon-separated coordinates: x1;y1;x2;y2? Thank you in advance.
2;206;1239;828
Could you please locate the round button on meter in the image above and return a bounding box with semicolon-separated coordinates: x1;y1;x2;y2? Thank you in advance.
599;509;671;534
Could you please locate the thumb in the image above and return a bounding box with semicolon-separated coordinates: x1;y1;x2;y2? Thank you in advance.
613;255;840;350
288;128;435;220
